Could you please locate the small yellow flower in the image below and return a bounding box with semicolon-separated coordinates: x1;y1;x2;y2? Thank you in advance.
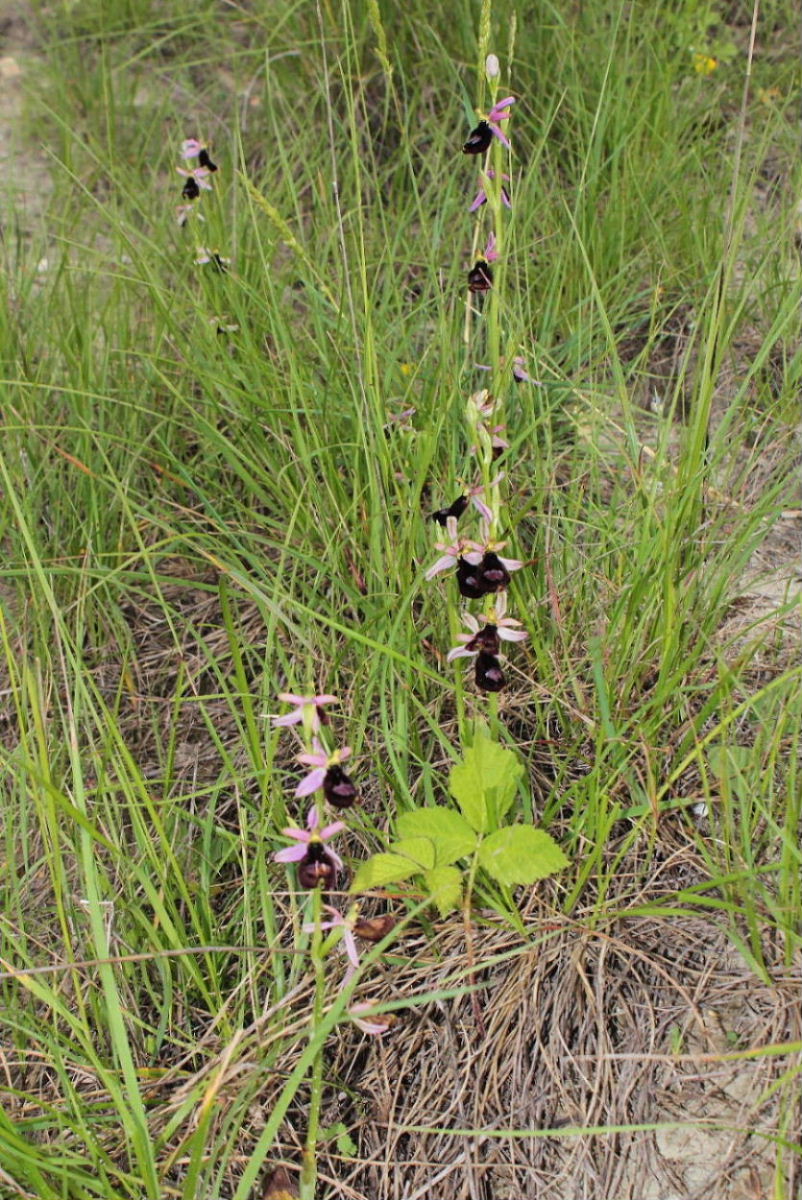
692;52;718;75
400;362;413;376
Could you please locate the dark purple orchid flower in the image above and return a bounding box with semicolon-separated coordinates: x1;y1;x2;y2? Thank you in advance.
462;97;516;153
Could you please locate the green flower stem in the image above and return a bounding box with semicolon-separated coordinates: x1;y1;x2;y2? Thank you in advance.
448;594;468;743
299;885;325;1200
299;694;327;1199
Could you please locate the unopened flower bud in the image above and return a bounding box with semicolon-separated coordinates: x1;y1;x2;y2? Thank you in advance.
485;53;500;80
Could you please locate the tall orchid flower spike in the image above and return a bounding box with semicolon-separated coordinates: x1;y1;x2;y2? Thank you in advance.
272;692;339;731
485;96;516;148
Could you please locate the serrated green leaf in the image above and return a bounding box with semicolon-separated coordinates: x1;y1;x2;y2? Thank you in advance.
423;865;463;916
477;826;568;887
389;836;436;870
448;733;523;833
333;1124;358;1157
396;809;477;866
349;852;422;893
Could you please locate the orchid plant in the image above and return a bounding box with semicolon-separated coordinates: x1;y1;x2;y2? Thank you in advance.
266;34;568;1199
351;47;568;915
270;691;391;1200
175;136;231;280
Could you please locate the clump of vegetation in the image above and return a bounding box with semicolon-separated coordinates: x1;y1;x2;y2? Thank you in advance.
0;0;799;1196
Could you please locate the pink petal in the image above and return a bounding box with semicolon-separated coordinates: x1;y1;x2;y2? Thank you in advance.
320;820;347;840
295;767;327;798
327;846;344;872
462;550;484;566
272;711;302;726
447;646;476;662
488;122;511;149
350;1006;390;1035
306;807;321;830
313;694;339;705
181;138;203;158
280;825;310;841
489;97;516;115
425;553;457;580
278;692;306;704
302;918;339;933
469;190;487;212
344;931;360;969
498;627;528;642
471;495;493;523
498;556;524;571
296;750;329;767
274;844;308;863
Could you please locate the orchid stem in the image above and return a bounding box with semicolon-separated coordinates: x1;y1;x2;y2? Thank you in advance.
300;885;325;1200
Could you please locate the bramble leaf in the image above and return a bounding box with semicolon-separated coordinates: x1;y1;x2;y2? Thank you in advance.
396;808;477;866
423;865;463;916
350;853;422;892
448;733;523;833
388;836;436;870
477;826;568;887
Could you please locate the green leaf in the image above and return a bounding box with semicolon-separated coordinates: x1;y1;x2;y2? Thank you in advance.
322;1122;358;1157
423;866;463;916
350;853;422;893
396;809;477;866
388;836;436;870
477;826;568;887
448;733;523;833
